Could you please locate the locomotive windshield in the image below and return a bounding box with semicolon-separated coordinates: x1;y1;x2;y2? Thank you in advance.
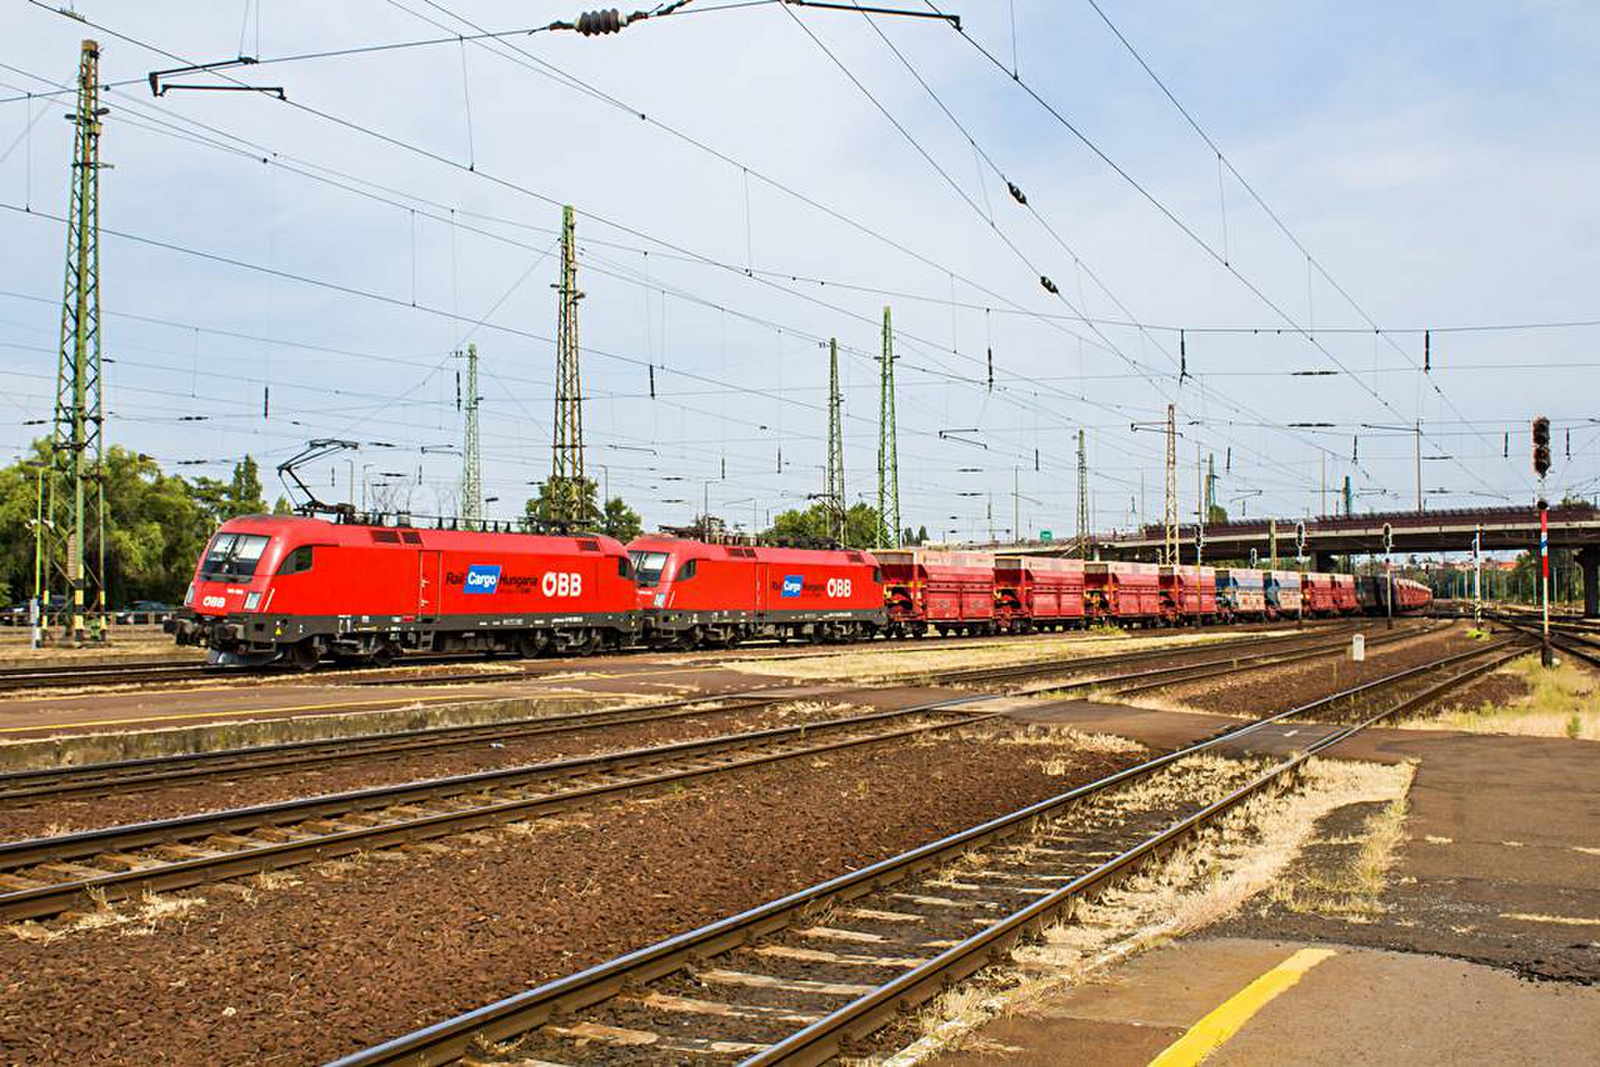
199;533;270;581
629;550;671;587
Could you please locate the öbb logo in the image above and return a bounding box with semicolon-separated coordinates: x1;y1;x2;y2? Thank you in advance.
825;578;852;598
463;564;501;595
781;574;804;598
542;572;583;597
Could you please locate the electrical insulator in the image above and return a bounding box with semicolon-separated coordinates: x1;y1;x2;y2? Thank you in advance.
986;347;993;391
1006;181;1027;205
1423;329;1431;373
648;364;656;399
1179;329;1187;381
576;8;623;35
1039;275;1059;295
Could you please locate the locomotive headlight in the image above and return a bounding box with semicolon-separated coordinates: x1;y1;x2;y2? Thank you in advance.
183;583;194;607
244;592;262;612
653;593;666;608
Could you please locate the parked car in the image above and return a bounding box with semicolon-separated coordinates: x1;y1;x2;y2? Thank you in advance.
116;600;174;624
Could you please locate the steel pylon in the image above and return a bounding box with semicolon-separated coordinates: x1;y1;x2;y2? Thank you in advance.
876;306;900;548
44;39;107;643
460;343;482;528
549;205;587;525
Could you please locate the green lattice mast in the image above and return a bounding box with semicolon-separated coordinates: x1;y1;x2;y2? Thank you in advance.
826;338;846;544
45;39;107;643
876;306;900;548
460;343;482;528
550;205;586;525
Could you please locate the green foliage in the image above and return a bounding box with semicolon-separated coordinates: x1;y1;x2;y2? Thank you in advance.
763;502;882;549
0;444;214;607
523;475;599;528
916;524;929;544
272;495;294;516
190;455;267;525
1206;503;1229;525
600;496;642;541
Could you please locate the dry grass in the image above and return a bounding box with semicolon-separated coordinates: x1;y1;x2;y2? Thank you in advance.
858;756;1415;1066
1269;795;1409;921
995;722;1146;757
1406;655;1600;740
5;888;204;944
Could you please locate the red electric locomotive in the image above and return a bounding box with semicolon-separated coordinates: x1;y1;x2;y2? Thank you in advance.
878;549;996;637
1084;561;1162;625
626;536;884;648
995;556;1085;633
169;516;639;668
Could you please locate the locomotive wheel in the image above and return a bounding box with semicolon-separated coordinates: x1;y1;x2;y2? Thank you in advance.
369;644;396;669
516;633;545;659
287;640;319;672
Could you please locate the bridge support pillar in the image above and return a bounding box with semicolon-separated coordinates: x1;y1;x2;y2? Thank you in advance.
1314;550;1338;573
1580;546;1600;619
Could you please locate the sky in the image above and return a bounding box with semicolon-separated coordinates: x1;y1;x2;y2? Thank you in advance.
1;0;1597;543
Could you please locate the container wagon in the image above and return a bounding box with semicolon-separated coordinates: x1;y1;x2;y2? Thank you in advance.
1159;564;1218;625
1264;570;1302;620
1085;561;1162;625
1332;573;1360;615
626;537;883;648
1217;568;1266;622
878;549;998;637
995;556;1085;633
169;516;640;668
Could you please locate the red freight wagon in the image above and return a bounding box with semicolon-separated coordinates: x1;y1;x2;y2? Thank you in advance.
1301;572;1340;617
1332;573;1360;615
170;516;638;668
995;555;1085;632
1084;561;1162;624
626;537;883;648
878;548;996;636
1159;565;1218;624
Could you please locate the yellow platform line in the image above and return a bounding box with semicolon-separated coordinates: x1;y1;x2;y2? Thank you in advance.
1148;947;1336;1066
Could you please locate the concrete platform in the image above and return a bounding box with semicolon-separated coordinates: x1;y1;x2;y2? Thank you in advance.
929;696;1600;1063
927;937;1600;1066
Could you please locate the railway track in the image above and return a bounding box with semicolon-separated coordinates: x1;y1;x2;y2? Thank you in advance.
0;691;787;806
0;621;1409;806
0;703;997;922
0;616;1379;694
329;636;1526;1067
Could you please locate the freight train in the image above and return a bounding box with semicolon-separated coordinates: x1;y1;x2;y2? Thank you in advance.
168;516;1432;668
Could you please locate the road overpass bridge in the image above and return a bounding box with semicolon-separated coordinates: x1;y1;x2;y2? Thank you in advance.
968;503;1600;616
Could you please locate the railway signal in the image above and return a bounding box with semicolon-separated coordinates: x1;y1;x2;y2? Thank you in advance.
1533;416;1551;665
1532;416;1551;477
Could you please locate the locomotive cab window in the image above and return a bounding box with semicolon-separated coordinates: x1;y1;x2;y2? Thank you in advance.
629;550;670;587
199;533;270;581
873;567;883;584
675;558;698;582
276;546;314;576
617;556;633;580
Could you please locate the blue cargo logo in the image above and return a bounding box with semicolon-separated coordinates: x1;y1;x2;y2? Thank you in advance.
781;574;804;598
463;564;502;595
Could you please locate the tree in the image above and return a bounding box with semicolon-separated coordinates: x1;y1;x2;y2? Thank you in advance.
191;455;268;524
1206;503;1229;525
523;477;618;531
272;496;294;515
917;524;929;544
763;502;881;549
600;496;642;541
